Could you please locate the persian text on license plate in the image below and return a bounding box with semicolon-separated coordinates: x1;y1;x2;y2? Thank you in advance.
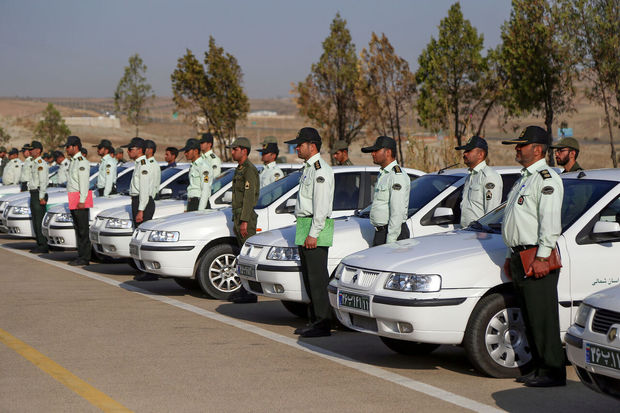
237;264;256;279
129;244;139;258
585;342;620;371
338;291;370;312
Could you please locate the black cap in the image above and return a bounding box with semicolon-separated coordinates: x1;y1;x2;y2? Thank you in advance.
502;126;550;145
60;135;81;148
9;148;18;155
30;140;43;150
81;147;88;156
361;136;397;153
455;135;488;151
284;127;321;145
121;137;146;150
21;143;32;151
258;142;279;154
180;138;200;152
199;132;214;144
52;150;63;158
93;139;113;150
145;139;156;150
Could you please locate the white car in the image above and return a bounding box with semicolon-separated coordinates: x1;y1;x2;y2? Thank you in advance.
327;169;620;378
0;164;63;197
566;285;620;400
237;167;521;318
129;166;424;298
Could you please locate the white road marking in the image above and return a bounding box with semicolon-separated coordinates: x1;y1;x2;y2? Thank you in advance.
3;245;503;413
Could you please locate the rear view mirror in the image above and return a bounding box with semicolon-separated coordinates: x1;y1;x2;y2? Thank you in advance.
431;207;454;225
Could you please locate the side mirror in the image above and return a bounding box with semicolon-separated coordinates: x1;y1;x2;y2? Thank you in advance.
431;207;454;225
222;191;233;204
280;198;296;214
159;188;172;199
591;220;620;242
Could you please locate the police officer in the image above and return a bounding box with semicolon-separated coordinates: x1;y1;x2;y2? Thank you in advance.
115;147;126;165
227;137;260;304
258;141;284;188
27;141;49;254
331;140;353;165
53;151;70;186
2;148;22;185
93;139;118;197
122;137;155;227
145;140;161;201
0;146;8;177
181;138;211;212
455;136;503;227
20;144;33;192
165;147;178;168
285;127;334;337
550;137;583;173
64;136;92;266
501;126;565;387
199;133;222;180
362;136;410;245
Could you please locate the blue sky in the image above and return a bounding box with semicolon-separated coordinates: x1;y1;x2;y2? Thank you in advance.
0;0;512;98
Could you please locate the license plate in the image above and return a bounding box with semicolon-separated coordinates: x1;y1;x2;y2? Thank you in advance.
585;342;620;371
237;264;256;279
338;291;370;312
89;230;99;244
129;244;139;259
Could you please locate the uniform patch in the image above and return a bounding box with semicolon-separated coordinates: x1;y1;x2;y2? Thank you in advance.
15;165;19;168
80;167;85;171
485;182;495;189
274;173;281;179
316;176;325;183
245;181;250;189
393;165;402;174
486;190;492;200
38;166;43;171
37;159;42;164
106;164;111;168
78;156;84;161
314;161;321;170
140;159;146;165
213;165;217;169
142;170;148;175
539;169;551;180
210;153;216;159
392;183;402;190
204;175;209;183
517;195;524;205
106;171;110;175
542;186;554;195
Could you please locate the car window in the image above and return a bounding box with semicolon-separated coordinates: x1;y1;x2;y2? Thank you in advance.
211;169;235;194
599;196;620;223
161;171;190;199
116;169;134;194
334;172;362;210
256;171;302;209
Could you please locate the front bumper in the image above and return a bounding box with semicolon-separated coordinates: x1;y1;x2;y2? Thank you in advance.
237;256;308;302
129;229;200;277
45;223;76;249
89;218;134;259
5;216;33;237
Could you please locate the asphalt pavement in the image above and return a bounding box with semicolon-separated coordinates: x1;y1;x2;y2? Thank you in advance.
0;235;617;412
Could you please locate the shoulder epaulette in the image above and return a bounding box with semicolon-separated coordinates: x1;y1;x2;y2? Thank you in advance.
210;153;216;159
78;156;84;161
314;161;321;170
140;159;146;165
539;169;551;180
393;165;402;174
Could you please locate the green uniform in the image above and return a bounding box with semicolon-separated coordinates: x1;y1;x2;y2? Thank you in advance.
501;158;565;381
29;156;49;250
187;157;214;211
259;161;284;188
147;157;161;198
295;153;335;325
67;152;91;261
370;160;410;244
20;156;33;190
563;162;583;173
340;158;353;166
460;160;503;227
231;159;259;246
2;158;22;185
96;154;118;196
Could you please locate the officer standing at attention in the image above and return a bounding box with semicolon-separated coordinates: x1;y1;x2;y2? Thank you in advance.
285;127;334;337
115;148;126;165
455;136;503;227
550;137;583;173
53;151;70;186
94;139;118;197
145;140;161;200
0;146;7;177
2;148;22;185
501;126;565;387
27;141;49;254
199;133;222;180
122;137;155;227
331;140;353;165
258;141;284;188
64;136;92;266
20;144;33;192
227;137;260;304
181;138;210;212
362;136;410;245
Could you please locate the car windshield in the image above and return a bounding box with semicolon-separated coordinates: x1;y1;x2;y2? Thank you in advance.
211;168;235;194
470;179;618;234
160;167;184;183
357;174;462;218
255;171;302;209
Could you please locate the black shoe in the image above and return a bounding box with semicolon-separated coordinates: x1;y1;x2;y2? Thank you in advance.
523;376;566;387
231;293;258;304
294;325;312;335
30;247;49;254
68;259;89;266
133;273;159;281
300;327;331;338
515;371;536;383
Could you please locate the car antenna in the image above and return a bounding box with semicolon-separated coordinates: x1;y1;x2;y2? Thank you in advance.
438;163;460;175
577;171;587;179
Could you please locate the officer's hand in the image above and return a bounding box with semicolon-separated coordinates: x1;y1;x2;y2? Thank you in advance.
529;259;550;278
239;221;248;238
503;258;512;280
40;198;47;205
136;210;144;223
77;202;85;209
304;236;317;249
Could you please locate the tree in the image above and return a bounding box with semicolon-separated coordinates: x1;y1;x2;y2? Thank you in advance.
563;0;618;167
295;13;364;154
359;32;417;162
171;37;249;160
114;53;155;136
416;2;486;146
500;0;578;165
33;103;71;150
0;126;11;145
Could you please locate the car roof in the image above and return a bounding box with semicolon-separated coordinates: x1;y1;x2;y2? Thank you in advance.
561;168;620;182
428;165;524;176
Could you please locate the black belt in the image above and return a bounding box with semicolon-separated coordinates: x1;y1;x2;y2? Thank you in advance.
510;244;536;253
374;225;387;231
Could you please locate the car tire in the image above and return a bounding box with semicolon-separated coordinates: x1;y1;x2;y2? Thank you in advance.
196;243;241;300
463;292;533;378
174;278;200;291
281;300;309;318
379;336;440;355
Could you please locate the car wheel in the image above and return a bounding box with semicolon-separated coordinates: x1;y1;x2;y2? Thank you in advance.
379;336;440;355
463;292;533;378
196;243;241;299
281;300;309;318
174;278;200;291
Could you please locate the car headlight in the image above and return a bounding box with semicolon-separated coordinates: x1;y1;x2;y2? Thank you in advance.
267;246;300;261
333;263;346;280
384;273;442;292
148;230;179;242
574;303;592;328
55;213;73;223
12;206;31;216
106;218;133;229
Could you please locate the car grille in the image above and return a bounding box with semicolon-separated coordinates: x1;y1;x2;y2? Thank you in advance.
592;308;620;334
341;267;380;289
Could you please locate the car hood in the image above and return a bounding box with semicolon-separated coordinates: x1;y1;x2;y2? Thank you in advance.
584;285;620;312
9;190;71;208
100;199;186;220
138;207;233;240
341;230;509;289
